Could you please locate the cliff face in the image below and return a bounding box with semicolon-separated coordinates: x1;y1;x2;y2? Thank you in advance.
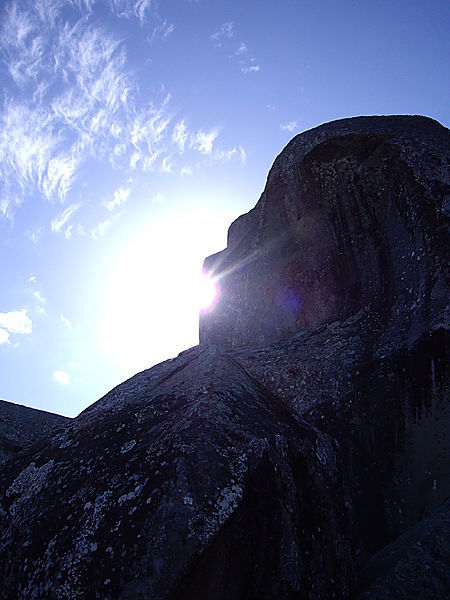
0;116;449;599
200;116;449;350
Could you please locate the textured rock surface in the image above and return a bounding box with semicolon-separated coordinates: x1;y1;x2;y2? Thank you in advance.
200;115;449;349
1;115;449;599
0;399;70;465
0;346;352;599
233;314;449;560
357;498;450;599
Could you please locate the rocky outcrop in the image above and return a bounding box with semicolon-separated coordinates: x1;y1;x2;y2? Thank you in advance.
200;115;450;593
0;399;70;465
233;312;449;562
0;346;353;599
0;115;448;599
200;115;449;350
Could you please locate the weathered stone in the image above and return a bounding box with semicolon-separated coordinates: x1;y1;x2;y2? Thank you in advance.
0;346;353;599
0;399;70;465
357;498;450;599
200;115;449;350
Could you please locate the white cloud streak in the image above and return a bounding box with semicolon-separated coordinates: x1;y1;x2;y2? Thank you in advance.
53;369;70;384
172;120;188;153
33;290;46;303
90;212;123;239
210;22;234;46
149;19;175;43
60;315;73;329
104;185;131;211
0;1;245;223
191;129;220;155
108;0;155;24
281;121;298;132
0;309;32;334
215;145;246;163
241;64;260;74
50;204;80;235
0;328;10;345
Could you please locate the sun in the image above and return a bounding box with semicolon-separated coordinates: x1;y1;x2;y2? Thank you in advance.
99;211;224;376
197;274;219;310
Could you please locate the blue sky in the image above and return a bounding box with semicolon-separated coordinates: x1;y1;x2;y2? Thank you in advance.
1;0;449;417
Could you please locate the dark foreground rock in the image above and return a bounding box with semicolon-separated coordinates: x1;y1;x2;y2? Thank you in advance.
0;115;449;599
0;346;352;599
0;399;70;465
357;498;450;599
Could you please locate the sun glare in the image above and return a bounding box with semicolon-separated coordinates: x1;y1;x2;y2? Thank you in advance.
99;212;224;376
198;274;218;310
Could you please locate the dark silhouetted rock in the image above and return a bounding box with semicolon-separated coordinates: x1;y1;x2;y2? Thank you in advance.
0;346;353;599
1;115;449;599
0;399;70;465
357;498;450;599
200;115;449;350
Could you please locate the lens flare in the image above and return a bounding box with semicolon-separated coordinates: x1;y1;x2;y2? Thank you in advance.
198;274;218;309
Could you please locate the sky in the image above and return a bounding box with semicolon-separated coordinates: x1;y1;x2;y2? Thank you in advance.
0;0;449;417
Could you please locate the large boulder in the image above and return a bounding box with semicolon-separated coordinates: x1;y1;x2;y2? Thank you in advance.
200;115;450;592
200;115;449;350
0;346;352;599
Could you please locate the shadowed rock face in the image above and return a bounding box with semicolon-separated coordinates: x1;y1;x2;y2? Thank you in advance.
0;116;449;599
200;116;449;349
0;399;70;465
0;346;352;600
357;498;450;599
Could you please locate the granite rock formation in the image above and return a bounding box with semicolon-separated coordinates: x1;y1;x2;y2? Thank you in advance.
0;115;449;599
200;115;449;350
0;399;70;465
0;346;352;599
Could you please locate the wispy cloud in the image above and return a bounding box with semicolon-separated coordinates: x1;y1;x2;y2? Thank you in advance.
149;19;175;43
33;290;46;303
90;212;123;240
0;329;10;345
210;24;260;75
210;22;234;46
281;121;298;132
241;64;260;74
25;226;44;245
53;369;70;384
0;309;32;334
172;120;188;153
60;314;73;329
50;203;80;237
107;0;155;24
0;1;245;225
191;129;220;154
104;185;131;211
215;145;246;163
0;100;72;215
